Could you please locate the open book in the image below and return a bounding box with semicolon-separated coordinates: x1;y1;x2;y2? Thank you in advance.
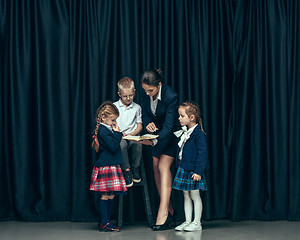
122;134;159;141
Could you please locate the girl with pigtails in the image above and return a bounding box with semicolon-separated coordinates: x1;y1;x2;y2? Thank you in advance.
172;102;209;232
90;101;127;232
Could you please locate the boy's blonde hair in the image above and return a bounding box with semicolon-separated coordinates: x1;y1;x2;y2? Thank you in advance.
117;77;135;92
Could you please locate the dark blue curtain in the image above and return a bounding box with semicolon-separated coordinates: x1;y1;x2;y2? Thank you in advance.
0;0;299;221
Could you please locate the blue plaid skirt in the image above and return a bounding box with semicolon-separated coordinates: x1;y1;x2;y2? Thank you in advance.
172;167;207;191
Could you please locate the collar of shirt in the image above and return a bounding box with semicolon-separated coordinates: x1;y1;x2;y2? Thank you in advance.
100;123;113;132
175;124;198;148
186;124;198;135
175;124;198;160
117;99;134;110
150;83;162;102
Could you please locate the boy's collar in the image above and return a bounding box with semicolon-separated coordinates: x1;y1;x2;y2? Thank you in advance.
118;99;133;108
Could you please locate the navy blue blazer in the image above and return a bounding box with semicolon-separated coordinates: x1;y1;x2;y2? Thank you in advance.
176;124;209;176
140;82;181;141
94;124;124;167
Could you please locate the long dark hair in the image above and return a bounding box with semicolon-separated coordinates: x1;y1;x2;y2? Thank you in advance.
141;69;163;86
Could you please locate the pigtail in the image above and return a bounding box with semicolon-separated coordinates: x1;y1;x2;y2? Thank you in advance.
91;102;106;152
91;101;120;152
92;112;101;152
199;117;206;135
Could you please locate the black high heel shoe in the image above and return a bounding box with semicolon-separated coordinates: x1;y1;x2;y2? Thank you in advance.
152;213;172;231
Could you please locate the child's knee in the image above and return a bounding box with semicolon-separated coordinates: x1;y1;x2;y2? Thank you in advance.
120;140;128;150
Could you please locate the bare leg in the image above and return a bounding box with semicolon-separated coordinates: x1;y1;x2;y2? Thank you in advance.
153;156;161;196
155;155;174;225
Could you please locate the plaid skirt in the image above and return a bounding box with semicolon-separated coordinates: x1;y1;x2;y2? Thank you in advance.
90;165;127;195
172;167;207;191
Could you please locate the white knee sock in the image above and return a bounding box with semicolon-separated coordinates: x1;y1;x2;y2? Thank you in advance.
190;190;203;224
183;191;192;223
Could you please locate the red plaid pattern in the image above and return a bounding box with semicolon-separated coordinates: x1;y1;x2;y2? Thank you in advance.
90;166;127;193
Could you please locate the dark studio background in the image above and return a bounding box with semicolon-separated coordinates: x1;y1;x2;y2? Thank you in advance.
0;0;299;222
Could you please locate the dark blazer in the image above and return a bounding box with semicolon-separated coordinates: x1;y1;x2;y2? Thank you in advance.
94;124;124;167
177;124;209;176
140;82;181;141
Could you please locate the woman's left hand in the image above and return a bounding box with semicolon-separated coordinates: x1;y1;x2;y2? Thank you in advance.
191;173;201;181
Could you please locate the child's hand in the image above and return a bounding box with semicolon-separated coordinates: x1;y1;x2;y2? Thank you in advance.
191;173;201;181
112;123;120;132
146;122;158;133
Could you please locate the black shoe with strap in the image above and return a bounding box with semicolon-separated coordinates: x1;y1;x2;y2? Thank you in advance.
98;222;120;232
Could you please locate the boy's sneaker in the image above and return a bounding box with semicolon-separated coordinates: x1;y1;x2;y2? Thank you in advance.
124;170;133;187
132;168;141;183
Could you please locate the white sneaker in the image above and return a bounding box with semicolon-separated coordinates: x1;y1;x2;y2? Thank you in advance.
183;222;202;231
175;221;191;231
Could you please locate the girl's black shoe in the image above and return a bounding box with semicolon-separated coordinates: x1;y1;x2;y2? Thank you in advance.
152;213;172;231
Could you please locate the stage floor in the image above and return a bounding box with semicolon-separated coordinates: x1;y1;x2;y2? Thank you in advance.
0;220;299;240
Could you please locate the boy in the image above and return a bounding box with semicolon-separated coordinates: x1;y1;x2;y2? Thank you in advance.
113;77;143;187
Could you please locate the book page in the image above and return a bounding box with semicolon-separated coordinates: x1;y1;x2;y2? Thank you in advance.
139;134;159;140
122;134;158;141
122;135;140;141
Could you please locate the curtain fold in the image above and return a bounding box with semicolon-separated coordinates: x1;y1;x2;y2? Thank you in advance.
232;0;289;220
287;0;300;221
0;0;71;221
0;0;299;221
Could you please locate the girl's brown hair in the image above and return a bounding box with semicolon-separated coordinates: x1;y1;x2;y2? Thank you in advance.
179;101;206;134
92;101;119;151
